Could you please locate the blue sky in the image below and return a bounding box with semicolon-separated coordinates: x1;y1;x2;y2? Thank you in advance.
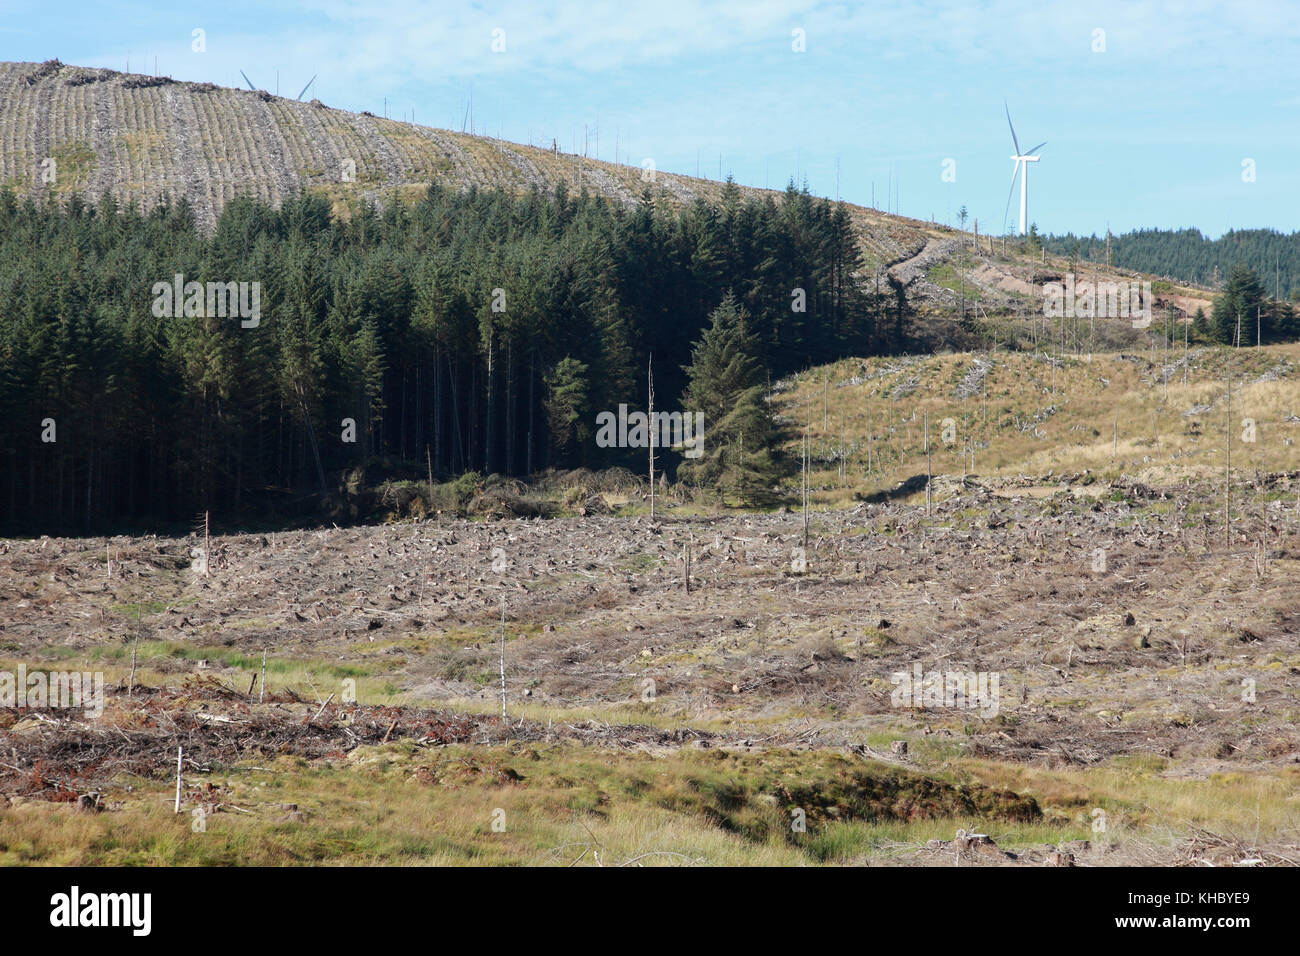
2;0;1298;237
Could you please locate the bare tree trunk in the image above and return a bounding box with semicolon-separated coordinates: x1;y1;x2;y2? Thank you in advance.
527;348;535;476
485;326;495;475
1225;362;1232;547
433;347;442;474
924;412;932;516
499;597;508;720
1183;318;1189;384
447;352;464;473
839;412;846;486
648;355;655;520
801;429;809;550
505;339;516;475
174;746;183;814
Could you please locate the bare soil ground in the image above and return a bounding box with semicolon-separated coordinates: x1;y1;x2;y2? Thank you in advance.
2;470;1297;865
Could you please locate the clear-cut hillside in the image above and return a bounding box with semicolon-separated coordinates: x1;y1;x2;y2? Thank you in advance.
0;59;1214;325
0;60;925;247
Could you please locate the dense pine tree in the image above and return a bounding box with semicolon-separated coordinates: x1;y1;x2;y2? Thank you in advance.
1042;227;1300;301
0;179;890;531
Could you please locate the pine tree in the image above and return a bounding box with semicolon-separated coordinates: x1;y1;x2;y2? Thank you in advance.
1211;264;1265;344
679;294;782;505
543;357;591;467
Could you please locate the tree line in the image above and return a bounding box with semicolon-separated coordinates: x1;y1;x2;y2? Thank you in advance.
0;179;907;532
1043;227;1300;301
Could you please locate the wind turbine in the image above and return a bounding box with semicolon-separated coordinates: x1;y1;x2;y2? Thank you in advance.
241;70;317;101
1002;102;1046;236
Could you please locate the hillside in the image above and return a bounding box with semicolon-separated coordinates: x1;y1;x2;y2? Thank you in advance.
0;60;912;262
0;59;1215;324
2;346;1297;865
777;344;1300;504
3;59;1298;867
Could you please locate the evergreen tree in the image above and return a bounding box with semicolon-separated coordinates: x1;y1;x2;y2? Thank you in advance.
1211;264;1265;344
0;176;941;530
543;357;591;467
679;294;782;505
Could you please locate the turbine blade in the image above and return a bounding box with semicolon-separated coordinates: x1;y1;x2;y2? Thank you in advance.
240;70;257;91
296;74;317;100
1003;161;1021;234
1026;141;1047;155
1005;100;1021;155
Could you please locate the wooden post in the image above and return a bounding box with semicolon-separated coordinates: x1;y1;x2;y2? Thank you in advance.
203;511;210;577
683;539;691;593
127;635;138;699
174;746;183;814
499;596;508;720
260;648;267;703
924;412;932;516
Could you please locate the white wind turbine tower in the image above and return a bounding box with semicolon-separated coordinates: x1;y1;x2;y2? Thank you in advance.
1003;102;1046;236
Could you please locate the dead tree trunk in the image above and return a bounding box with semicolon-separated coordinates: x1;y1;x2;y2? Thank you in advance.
647;355;656;521
924;412;932;516
1225;362;1232;547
